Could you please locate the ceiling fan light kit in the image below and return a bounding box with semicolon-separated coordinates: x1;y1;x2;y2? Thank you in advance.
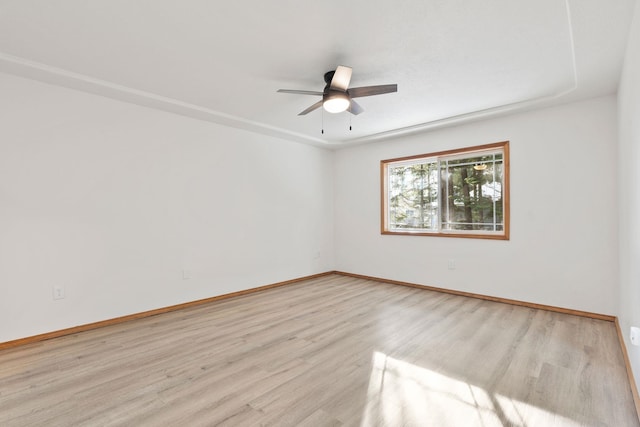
323;91;350;113
277;65;397;116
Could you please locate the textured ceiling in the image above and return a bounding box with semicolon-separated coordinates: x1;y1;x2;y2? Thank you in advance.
0;0;636;147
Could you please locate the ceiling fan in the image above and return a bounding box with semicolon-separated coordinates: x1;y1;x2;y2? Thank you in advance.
277;66;397;116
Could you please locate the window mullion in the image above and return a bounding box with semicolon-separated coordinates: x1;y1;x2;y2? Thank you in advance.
492;154;497;231
436;159;442;232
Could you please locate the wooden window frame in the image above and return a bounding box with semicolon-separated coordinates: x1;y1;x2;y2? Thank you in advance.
381;141;510;240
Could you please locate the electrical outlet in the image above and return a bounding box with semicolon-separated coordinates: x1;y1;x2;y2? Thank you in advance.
52;286;65;300
448;259;456;270
182;269;192;280
631;326;640;346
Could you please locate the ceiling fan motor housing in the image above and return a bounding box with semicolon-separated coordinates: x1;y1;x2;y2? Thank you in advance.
323;71;336;85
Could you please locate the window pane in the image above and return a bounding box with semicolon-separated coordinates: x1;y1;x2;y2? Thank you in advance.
388;162;439;230
441;156;503;231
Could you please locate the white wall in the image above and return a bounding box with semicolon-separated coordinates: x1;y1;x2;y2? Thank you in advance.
334;96;619;315
0;72;335;343
618;0;640;389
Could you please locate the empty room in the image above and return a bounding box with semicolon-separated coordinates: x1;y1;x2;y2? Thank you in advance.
1;1;640;426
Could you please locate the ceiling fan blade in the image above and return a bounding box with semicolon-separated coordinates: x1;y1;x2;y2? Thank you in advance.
277;89;323;96
298;100;324;115
349;84;397;98
348;100;364;115
330;66;352;92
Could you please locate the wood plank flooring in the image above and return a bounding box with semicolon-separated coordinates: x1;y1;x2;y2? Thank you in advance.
0;274;638;426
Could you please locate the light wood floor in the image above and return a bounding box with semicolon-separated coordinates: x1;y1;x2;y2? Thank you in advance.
0;274;638;426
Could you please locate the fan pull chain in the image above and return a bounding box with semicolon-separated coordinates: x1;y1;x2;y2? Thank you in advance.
349;113;352;131
321;109;324;134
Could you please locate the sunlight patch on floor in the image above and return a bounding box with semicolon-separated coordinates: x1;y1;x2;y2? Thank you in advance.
361;351;582;426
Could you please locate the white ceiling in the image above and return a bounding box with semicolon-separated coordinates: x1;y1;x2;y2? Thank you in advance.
0;0;636;148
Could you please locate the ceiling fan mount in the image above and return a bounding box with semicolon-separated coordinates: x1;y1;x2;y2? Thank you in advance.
278;66;398;116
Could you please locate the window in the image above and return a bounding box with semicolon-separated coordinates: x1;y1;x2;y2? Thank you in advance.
381;141;509;240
